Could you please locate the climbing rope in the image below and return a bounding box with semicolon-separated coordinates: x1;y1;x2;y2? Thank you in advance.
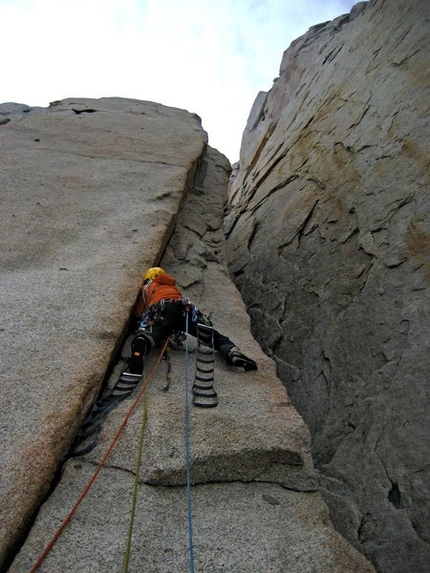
184;309;195;573
29;336;170;573
123;378;148;573
30;318;200;572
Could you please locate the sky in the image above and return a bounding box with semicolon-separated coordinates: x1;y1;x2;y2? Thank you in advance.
0;0;359;162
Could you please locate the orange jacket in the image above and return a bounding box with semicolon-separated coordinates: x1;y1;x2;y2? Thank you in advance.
135;273;182;317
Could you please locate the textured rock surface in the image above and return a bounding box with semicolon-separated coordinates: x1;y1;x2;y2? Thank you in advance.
2;100;374;571
0;97;206;568
226;1;430;572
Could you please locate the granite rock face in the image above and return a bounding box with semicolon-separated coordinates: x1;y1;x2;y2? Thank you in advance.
0;97;206;568
1;99;375;572
226;1;430;572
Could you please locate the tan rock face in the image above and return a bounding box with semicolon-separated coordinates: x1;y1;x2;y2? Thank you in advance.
1;99;375;573
0;97;207;568
226;1;430;572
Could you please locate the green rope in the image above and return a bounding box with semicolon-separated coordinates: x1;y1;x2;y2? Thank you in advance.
123;372;148;573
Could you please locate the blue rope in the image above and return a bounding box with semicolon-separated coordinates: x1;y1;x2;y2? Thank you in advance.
185;310;195;573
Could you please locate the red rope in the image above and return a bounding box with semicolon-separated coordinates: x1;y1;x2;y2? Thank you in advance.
29;336;171;573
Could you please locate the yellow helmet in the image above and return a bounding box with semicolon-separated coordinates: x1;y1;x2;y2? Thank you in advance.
143;267;165;283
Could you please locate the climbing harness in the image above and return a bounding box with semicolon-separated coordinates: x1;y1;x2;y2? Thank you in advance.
138;298;219;409
192;322;218;408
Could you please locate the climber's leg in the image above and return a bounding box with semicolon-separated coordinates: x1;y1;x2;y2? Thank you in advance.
128;331;154;374
187;308;258;371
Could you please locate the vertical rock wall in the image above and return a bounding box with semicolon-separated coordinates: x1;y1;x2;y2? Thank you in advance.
1;98;376;572
3;121;376;571
0;97;207;568
226;1;430;572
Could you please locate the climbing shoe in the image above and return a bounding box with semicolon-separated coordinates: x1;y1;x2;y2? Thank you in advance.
132;332;153;354
227;347;258;371
127;352;143;375
129;332;152;374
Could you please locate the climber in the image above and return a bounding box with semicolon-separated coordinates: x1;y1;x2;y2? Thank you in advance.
128;267;258;375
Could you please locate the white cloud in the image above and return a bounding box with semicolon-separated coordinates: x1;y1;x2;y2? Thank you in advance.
0;0;360;161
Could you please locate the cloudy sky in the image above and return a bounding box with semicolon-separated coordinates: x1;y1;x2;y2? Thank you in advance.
1;0;359;162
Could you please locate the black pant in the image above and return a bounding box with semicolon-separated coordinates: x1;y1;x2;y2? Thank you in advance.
135;300;235;358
